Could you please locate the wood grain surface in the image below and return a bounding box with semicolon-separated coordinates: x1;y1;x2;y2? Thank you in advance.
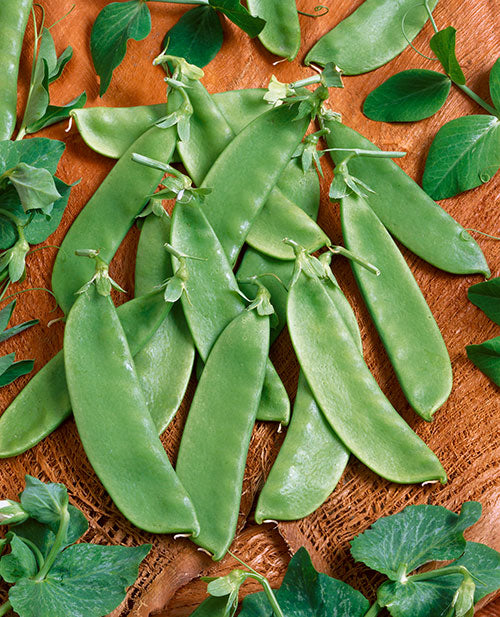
0;0;499;615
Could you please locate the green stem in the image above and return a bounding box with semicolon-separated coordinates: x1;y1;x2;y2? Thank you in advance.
324;148;406;159
21;538;45;570
247;574;284;617
291;75;321;89
34;506;70;581
0;601;12;617
131;153;183;178
364;602;382;617
149;0;208;4
408;565;469;583
329;245;380;276
424;0;439;33
15;128;26;141
455;84;498;116
0;209;24;228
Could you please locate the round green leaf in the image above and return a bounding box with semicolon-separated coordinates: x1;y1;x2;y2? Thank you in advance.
363;70;451;122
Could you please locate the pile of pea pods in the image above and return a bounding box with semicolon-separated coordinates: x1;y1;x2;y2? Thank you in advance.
0;54;490;562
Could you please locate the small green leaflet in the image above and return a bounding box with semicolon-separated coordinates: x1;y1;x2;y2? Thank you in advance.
466;337;500;386
0;301;38;343
490;57;500;112
468;277;500;325
208;0;265;37
9;544;151;617
26;92;87;135
163;6;223;69
20;476;68;526
3;163;61;216
0;361;34;388
0;305;37;388
350;502;482;579
377;542;500;617
363;70;451;122
422;114;500;199
90;0;152;96
0;534;38;584
429;27;466;85
239;547;369;617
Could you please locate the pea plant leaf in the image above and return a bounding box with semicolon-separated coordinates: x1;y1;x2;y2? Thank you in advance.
20;476;69;527
0;534;38;584
0;354;15;379
0;360;35;388
363;70;451;122
208;0;265;37
90;0;152;96
163;5;223;69
3;163;61;216
9;544;151;617
0;301;16;333
239;547;369;617
26;92;87;135
0;300;38;344
0;138;65;177
468;277;500;325
350;502;482;580
466;336;500;387
422;114;500;199
429;27;466;85
490;56;500;113
377;542;500;617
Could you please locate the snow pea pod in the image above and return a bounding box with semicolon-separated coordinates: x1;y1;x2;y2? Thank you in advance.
341;194;452;420
52;125;176;314
134;212;195;433
176;304;269;559
0;289;172;458
305;0;439;74
171;197;290;425
71;104;166;159
324;120;490;276
287;247;447;484
212;89;269;132
247;0;300;61
0;0;32;140
65;280;198;534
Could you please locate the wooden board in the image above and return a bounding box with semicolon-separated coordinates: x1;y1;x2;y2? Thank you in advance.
0;0;499;615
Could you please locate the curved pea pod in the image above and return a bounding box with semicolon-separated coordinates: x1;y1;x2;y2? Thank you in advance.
134;213;195;434
200;105;310;266
247;0;300;61
255;257;360;522
71;104;166;159
324;120;490;276
176;306;269;559
0;290;171;458
287;251;447;484
171;198;290;425
305;0;439;73
65;286;199;534
255;373;349;523
341;194;452;419
0;0;32;140
52;125;176;314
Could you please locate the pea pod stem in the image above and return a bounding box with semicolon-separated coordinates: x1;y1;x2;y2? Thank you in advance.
328;245;380;276
324;147;406;159
131;152;181;178
34;506;70;581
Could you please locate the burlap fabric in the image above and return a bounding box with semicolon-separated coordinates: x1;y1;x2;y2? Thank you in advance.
0;0;498;615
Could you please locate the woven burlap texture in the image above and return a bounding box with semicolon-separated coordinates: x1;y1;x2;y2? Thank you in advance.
0;0;498;615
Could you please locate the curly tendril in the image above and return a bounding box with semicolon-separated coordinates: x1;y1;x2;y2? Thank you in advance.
298;5;329;18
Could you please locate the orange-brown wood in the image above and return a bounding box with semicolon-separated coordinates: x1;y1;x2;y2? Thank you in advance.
0;0;498;615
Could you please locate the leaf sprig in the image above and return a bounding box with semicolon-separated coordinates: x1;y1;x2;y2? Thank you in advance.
0;301;38;388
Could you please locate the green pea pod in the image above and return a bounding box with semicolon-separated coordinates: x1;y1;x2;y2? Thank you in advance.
171;198;290;425
176;306;269;559
200;105;310;266
212;89;269;133
247;0;300;61
0;0;32;140
65;285;199;534
51;125;176;314
71;104;166;159
287;249;447;484
305;0;439;73
324;120;490;276
255;256;359;523
0;289;171;458
275;157;320;219
134;213;195;434
341;194;452;420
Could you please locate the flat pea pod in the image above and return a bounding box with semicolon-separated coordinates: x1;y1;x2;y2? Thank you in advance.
171;198;290;424
287;250;447;484
71;104;166;159
324;120;490;276
341;194;452;420
0;290;171;458
0;0;32;140
275;157;320;219
134;213;195;433
65;285;199;534
255;256;359;522
247;0;300;61
200;105;310;266
176;306;269;559
305;0;439;73
212;89;269;133
52;125;176;314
